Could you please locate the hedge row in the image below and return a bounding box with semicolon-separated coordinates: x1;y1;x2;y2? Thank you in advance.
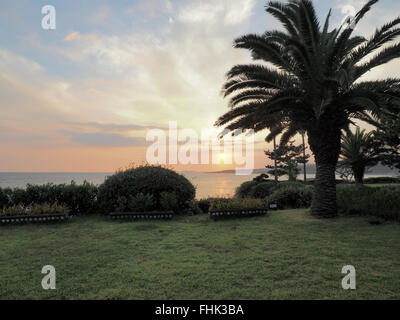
234;179;313;210
264;184;313;209
363;177;400;184
0;181;98;215
235;179;310;199
337;185;400;221
235;176;400;221
0;166;199;216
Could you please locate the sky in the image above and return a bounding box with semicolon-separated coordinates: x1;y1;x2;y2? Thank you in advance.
0;0;399;172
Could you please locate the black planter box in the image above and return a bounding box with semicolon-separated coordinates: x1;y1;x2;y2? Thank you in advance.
209;208;267;220
0;213;69;225
110;211;173;221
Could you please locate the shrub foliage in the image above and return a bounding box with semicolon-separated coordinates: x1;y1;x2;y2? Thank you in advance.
0;181;98;215
1;203;69;216
97;165;195;214
337;185;400;221
363;177;400;184
264;185;313;209
210;198;265;210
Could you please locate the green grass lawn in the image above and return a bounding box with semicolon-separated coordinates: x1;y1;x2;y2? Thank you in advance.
0;210;399;300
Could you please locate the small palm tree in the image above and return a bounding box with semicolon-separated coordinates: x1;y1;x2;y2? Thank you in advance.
216;0;400;217
299;129;308;182
339;128;380;184
373;113;400;171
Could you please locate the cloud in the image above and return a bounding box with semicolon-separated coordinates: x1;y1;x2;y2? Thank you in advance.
332;0;400;34
165;0;173;13
125;0;173;18
68;121;171;132
2;0;399;171
0;49;71;120
0;49;43;74
65;132;147;147
0;125;45;143
50;19;251;131
178;0;256;26
64;31;97;42
89;5;112;25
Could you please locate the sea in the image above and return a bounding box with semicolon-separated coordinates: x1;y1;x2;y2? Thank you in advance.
0;171;397;199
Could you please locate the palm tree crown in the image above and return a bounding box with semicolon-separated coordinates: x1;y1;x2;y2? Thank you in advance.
216;0;400;217
339;128;380;184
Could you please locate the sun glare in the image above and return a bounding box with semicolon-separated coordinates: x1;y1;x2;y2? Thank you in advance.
219;153;227;161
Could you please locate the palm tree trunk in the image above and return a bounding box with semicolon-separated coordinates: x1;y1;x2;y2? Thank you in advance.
352;165;365;184
308;125;342;218
273;137;278;182
312;161;338;217
301;130;307;182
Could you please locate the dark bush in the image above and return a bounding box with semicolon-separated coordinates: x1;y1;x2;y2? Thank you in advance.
235;180;259;198
363;177;400;184
24;184;55;205
9;188;27;206
304;179;346;185
210;198;265;210
197;199;211;213
126;193;155;212
250;181;278;198
252;173;270;183
97;165;196;214
264;185;313;209
58;181;98;214
236;179;308;199
337;185;400;221
272;181;303;190
0;182;98;215
0;188;11;208
159;192;178;211
197;198;232;213
182;199;203;215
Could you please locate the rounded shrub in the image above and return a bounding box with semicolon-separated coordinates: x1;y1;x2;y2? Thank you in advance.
264;185;313;209
235;180;259;198
236;179;306;199
97;165;196;214
249;181;277;198
273;181;303;190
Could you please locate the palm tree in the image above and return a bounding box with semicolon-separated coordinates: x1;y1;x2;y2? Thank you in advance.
373;113;400;171
299;129;307;182
215;0;400;218
272;135;278;181
339;128;380;184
